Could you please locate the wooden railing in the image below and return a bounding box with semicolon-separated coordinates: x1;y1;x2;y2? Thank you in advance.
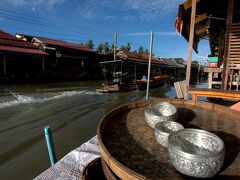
227;23;240;90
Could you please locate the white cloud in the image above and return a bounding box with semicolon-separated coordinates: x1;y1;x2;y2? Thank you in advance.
79;0;184;21
5;0;66;11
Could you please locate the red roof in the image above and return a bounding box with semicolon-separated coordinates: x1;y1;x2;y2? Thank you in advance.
34;36;94;53
0;30;47;55
117;51;166;65
0;45;49;55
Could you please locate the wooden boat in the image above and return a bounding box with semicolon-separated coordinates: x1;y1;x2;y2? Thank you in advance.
133;75;169;90
99;59;169;93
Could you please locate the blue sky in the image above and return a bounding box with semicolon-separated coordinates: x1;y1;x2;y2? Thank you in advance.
0;0;210;64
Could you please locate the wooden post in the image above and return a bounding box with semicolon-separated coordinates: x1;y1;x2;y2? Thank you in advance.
222;0;234;90
134;65;138;90
208;72;213;89
3;55;6;76
185;0;197;97
42;56;45;72
146;31;154;100
114;33;117;61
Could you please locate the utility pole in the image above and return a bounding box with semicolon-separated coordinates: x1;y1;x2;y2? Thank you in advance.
114;33;117;60
146;31;154;100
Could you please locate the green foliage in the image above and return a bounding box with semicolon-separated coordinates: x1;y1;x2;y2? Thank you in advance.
138;46;144;54
144;49;149;55
96;43;103;53
119;42;131;51
102;42;110;53
110;44;115;52
85;39;94;49
96;42;110;53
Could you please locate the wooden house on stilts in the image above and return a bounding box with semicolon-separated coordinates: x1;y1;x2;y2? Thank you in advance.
0;29;48;83
176;0;240;93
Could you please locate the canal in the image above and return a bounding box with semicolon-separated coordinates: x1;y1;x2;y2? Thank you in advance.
0;79;207;179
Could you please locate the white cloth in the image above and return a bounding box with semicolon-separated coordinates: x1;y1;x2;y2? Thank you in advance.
34;135;100;180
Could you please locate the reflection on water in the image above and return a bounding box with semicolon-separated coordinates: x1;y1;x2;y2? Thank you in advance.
0;80;207;179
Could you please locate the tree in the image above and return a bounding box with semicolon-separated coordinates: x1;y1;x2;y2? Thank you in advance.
138;46;144;54
102;42;110;53
96;43;103;53
126;43;131;51
144;49;149;55
85;39;94;49
110;43;115;52
119;45;128;51
119;43;131;51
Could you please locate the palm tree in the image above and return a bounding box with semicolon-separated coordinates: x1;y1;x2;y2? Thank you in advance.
110;43;115;52
144;49;149;55
126;43;131;51
85;39;94;49
103;42;110;53
120;45;127;51
96;43;103;53
138;46;144;54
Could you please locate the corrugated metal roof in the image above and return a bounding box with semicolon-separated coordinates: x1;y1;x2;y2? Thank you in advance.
0;29;47;55
117;51;166;65
0;39;38;49
0;45;48;55
33;36;95;53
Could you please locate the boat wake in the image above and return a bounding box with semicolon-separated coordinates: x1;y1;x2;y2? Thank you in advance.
0;90;103;109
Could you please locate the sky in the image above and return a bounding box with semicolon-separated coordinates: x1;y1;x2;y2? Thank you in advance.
0;0;210;64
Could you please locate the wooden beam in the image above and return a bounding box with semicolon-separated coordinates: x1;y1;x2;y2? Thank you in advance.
42;56;45;72
222;0;234;90
185;0;197;96
183;0;200;10
203;68;223;73
3;55;6;76
196;26;208;35
195;13;208;24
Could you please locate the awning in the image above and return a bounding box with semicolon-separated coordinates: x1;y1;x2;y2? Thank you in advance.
175;4;199;53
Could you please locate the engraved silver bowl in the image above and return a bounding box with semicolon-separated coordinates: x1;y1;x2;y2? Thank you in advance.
155;121;184;147
144;102;177;128
168;129;225;178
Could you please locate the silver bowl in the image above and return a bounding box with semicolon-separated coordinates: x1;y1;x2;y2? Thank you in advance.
144;102;177;128
155;121;184;147
168;129;225;178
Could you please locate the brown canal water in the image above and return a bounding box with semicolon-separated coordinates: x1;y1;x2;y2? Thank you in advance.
0;79;207;180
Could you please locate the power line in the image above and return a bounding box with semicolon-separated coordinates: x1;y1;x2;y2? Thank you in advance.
0;10;153;52
0;12;110;37
0;8;111;36
0;24;112;43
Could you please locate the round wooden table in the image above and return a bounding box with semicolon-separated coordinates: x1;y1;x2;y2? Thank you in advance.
97;98;240;179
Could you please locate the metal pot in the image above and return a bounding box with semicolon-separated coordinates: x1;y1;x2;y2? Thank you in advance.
168;129;225;178
144;102;177;128
155;121;184;147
